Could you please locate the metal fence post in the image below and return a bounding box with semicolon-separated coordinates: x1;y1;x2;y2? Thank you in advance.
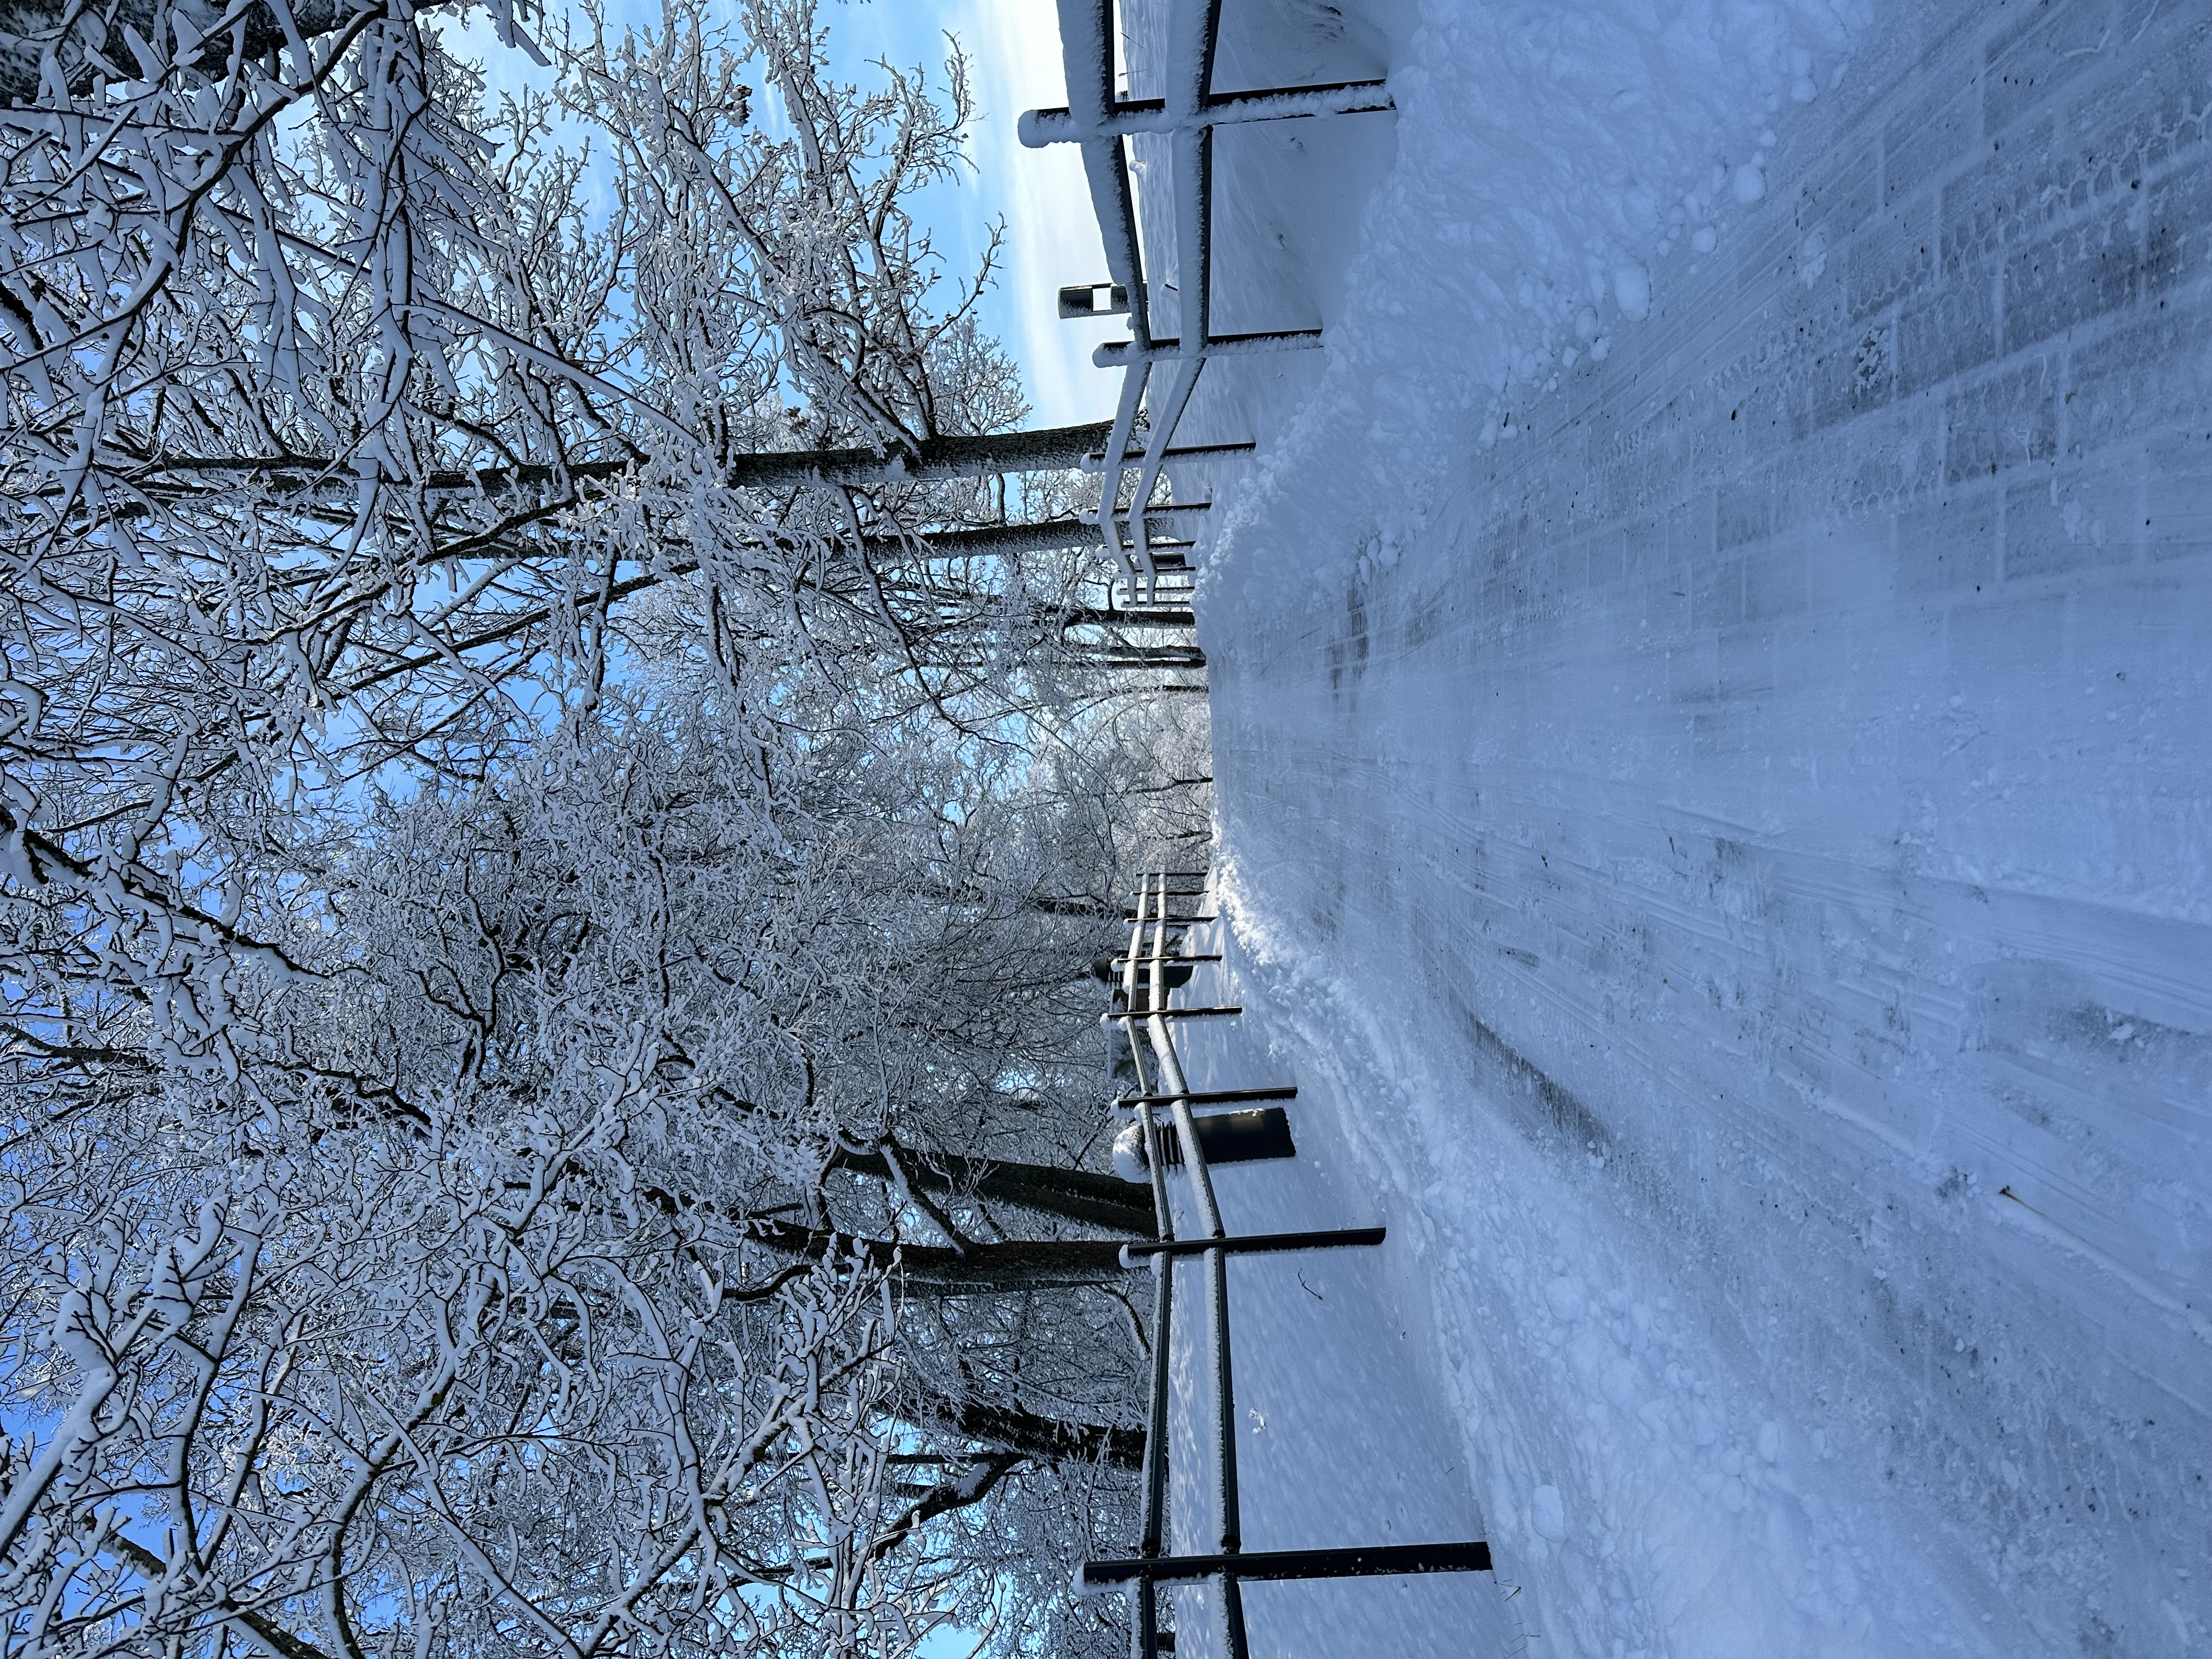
1028;0;1388;604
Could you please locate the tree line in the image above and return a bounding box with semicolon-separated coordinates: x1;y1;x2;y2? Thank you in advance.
0;4;1206;1658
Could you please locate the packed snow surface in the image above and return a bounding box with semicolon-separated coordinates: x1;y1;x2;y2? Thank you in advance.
1109;0;2212;1656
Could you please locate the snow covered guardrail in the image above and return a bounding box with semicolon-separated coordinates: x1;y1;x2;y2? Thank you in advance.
1022;1;1392;601
1099;872;1491;1659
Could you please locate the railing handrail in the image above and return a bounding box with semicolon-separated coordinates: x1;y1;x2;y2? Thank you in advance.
1023;0;1391;603
1043;14;1489;1654
1099;867;1485;1659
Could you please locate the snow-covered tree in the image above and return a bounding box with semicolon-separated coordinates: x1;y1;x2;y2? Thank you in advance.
0;628;1209;1658
1;3;1211;1655
2;651;1183;1659
0;0;1177;1059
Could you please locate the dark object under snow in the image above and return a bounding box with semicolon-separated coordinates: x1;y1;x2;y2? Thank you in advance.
1092;954;1196;989
1113;1108;1295;1180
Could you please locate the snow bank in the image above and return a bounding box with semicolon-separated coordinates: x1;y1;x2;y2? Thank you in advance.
1172;0;2212;1655
1212;0;1868;593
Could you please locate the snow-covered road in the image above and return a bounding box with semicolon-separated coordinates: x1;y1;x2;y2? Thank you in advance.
1124;0;2212;1654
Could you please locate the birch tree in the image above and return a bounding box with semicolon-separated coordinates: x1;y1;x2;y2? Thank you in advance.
2;640;1195;1658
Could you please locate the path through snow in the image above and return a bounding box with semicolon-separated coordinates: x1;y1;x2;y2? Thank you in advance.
1119;0;2212;1655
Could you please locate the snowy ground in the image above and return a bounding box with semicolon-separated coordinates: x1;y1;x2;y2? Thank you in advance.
1107;1;2212;1656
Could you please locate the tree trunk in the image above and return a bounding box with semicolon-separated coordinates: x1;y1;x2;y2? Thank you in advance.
1071;646;1209;668
831;1147;1153;1236
742;1217;1130;1291
132;421;1121;497
916;1392;1146;1471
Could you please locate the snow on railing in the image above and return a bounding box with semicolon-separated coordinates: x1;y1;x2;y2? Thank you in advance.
1095;873;1491;1659
1021;1;1393;603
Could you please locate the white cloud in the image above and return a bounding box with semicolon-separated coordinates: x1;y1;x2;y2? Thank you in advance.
956;0;1121;427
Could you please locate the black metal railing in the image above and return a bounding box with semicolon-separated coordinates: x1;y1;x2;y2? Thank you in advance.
1022;1;1392;602
1098;872;1490;1659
